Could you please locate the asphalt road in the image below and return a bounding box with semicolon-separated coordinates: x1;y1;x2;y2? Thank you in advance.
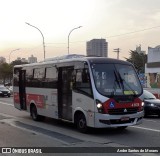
0;97;159;156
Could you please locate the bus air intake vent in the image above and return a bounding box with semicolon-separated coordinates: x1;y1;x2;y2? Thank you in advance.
108;107;139;115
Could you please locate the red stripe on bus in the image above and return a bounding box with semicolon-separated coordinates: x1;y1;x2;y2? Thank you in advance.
14;92;45;108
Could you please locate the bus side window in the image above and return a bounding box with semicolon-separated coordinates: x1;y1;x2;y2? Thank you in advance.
32;68;45;87
74;69;92;97
13;68;20;86
25;68;33;87
45;67;57;88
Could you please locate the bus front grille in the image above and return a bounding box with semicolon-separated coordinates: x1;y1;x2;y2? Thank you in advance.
108;107;139;115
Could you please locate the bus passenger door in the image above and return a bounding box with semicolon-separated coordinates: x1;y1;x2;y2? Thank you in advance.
19;70;27;110
58;67;74;121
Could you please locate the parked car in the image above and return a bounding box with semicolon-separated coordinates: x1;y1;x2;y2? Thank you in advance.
0;86;11;97
7;86;13;95
140;90;160;117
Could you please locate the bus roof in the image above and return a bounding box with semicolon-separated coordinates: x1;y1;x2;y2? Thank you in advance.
86;57;131;65
14;56;132;68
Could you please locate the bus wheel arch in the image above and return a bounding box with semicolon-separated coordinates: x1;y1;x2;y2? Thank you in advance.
74;111;88;133
30;103;45;121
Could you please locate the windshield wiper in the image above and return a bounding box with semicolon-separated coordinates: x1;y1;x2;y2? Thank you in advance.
145;98;155;100
110;71;122;97
114;71;121;88
110;79;117;97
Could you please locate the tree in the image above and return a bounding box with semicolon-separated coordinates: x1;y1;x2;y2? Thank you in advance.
0;63;13;84
125;50;147;73
0;60;28;85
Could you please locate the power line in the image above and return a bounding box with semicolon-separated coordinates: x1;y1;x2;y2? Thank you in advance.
107;25;160;38
46;42;66;45
43;25;160;45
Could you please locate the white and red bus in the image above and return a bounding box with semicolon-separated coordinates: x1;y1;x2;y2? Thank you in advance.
13;55;144;133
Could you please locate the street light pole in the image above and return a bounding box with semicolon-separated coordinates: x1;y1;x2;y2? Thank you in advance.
26;22;46;60
68;26;82;55
9;48;20;63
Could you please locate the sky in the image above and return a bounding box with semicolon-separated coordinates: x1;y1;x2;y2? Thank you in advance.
0;0;160;62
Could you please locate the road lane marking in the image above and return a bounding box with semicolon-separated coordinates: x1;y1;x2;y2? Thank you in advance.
143;119;160;123
131;126;160;133
0;101;13;106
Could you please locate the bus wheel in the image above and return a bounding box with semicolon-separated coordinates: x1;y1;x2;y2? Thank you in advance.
76;113;88;133
31;105;40;121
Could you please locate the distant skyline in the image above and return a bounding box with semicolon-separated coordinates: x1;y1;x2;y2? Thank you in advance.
0;0;160;62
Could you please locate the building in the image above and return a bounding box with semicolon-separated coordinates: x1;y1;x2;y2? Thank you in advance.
86;39;108;57
16;57;28;63
145;45;160;90
136;45;146;54
145;45;160;76
21;58;28;63
28;55;37;63
16;57;21;61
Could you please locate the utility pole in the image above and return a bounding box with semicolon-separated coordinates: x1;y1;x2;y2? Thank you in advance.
113;48;120;59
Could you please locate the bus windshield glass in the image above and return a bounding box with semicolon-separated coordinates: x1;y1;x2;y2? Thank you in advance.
91;63;142;97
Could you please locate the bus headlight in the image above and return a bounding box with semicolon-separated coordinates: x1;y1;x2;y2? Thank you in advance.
150;103;155;107
96;100;104;113
97;103;103;109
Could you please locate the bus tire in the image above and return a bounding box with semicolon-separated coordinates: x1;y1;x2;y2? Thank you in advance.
30;105;42;121
76;113;88;133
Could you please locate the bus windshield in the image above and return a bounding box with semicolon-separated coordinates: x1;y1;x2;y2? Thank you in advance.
91;63;142;97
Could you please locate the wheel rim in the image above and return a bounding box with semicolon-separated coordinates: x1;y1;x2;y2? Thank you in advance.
79;118;86;129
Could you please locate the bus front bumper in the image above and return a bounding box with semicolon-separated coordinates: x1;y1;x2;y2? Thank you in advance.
94;111;144;128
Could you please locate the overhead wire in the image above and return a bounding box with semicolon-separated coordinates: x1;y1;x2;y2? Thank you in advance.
45;25;160;45
106;25;160;38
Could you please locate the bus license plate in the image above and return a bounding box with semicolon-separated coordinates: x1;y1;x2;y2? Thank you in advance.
121;117;130;121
